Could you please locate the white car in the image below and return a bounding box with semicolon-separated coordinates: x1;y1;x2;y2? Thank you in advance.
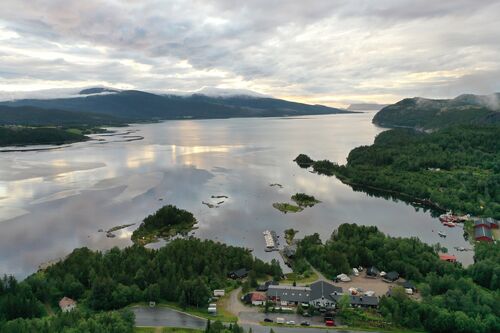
286;320;296;325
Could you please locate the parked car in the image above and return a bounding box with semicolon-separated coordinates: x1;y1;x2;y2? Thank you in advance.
276;317;285;324
301;321;310;326
263;318;273;323
325;319;335;327
286;320;296;325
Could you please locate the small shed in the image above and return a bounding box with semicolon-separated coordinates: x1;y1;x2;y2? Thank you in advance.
213;289;225;297
59;297;77;312
228;268;249;279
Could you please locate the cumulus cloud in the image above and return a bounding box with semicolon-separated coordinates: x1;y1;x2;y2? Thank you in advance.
0;0;499;106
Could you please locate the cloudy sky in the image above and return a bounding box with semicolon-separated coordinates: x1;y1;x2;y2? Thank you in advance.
0;0;499;106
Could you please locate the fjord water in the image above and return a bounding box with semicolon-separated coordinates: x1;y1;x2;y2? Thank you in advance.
0;113;473;277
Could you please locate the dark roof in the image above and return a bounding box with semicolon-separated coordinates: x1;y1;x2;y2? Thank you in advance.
266;285;311;303
229;268;249;278
474;226;493;239
332;294;379;306
401;281;416;290
385;271;399;281
256;280;278;291
309;281;343;301
366;266;380;276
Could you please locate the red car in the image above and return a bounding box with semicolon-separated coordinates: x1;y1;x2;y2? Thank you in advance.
325;319;335;327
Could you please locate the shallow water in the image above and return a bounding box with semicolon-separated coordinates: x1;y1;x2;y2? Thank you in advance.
0;113;473;277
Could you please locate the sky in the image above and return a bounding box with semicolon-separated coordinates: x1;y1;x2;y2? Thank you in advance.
0;0;499;107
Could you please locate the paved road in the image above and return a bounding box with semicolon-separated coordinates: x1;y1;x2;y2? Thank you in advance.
132;306;207;329
242;324;379;333
133;305;380;333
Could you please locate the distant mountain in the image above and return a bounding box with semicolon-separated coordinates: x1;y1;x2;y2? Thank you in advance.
347;103;388;111
373;93;500;129
0;88;350;122
0;105;124;126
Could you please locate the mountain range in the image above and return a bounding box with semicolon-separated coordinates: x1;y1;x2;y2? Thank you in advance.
0;88;350;124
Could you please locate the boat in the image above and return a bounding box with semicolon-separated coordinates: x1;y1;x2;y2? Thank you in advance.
442;221;456;227
438;231;447;237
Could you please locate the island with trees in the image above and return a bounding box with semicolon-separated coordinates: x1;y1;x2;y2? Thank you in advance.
131;205;198;245
273;193;320;213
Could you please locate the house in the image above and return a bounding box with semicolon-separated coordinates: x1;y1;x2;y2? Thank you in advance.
266;285;311;305
243;292;267;306
213;289;225;297
383;271;399;282
331;294;379;308
366;266;380;278
474;225;493;242
439;254;457;263
309;281;343;309
228;268;249;279
59;297;77;312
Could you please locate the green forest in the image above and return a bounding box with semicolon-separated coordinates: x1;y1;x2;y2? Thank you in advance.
295;223;500;333
297;125;500;218
131;205;198;245
0;238;282;332
372;94;500;129
0;126;89;146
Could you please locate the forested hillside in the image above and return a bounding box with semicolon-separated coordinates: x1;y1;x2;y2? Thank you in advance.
297;125;500;218
0;105;124;126
0;238;281;331
373;93;500;129
0;89;349;121
0;127;88;146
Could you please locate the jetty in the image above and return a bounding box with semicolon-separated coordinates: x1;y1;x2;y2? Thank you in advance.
263;230;279;252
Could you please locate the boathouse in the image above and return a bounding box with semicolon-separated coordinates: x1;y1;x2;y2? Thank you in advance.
474;226;493;242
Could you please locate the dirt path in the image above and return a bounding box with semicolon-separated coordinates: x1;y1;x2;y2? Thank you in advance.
224;287;261;324
307;261;329;282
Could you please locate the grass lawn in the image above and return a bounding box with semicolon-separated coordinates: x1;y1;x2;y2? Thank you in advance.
281;271;319;285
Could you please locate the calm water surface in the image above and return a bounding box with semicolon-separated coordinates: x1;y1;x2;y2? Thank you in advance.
0;113;473;277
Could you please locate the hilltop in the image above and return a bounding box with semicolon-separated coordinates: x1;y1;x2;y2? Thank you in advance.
373;93;500;129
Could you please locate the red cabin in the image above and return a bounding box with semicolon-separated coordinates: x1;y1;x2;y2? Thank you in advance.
439;254;457;263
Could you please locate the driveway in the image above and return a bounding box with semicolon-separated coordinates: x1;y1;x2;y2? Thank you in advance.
132;306;207;329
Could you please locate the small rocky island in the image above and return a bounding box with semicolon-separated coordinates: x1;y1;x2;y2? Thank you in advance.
273;193;320;213
131;205;197;246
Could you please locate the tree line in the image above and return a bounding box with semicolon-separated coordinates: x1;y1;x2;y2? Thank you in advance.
297;125;500;218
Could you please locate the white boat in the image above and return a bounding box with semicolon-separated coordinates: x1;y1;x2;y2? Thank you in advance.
438;231;447;237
